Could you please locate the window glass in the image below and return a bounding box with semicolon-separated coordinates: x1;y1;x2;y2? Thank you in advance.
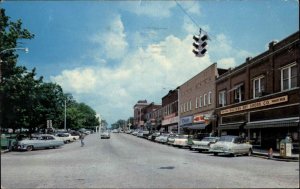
291;65;298;88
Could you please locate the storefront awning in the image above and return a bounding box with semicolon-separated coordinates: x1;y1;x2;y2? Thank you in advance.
182;123;207;130
218;122;244;130
245;118;299;129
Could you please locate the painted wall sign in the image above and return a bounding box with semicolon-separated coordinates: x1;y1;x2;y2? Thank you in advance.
221;95;288;115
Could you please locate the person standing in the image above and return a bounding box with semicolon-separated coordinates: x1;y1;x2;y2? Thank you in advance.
80;133;85;147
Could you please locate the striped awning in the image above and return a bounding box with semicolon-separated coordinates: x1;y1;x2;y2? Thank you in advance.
245;118;299;129
218;122;245;130
181;123;207;130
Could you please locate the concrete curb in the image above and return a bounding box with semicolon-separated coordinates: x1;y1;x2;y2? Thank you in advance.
252;152;299;162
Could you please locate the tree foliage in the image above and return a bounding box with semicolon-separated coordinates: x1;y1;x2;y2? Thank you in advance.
0;8;100;134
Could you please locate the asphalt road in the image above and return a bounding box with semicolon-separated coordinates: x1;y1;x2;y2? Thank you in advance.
1;133;299;188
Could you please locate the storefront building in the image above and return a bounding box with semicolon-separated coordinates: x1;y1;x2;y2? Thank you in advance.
179;63;227;135
142;102;162;131
161;89;179;133
216;31;299;151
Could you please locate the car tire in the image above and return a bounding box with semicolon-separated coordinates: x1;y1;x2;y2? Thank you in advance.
26;146;33;151
213;152;218;156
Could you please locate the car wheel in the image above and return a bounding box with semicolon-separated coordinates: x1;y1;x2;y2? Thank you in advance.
247;149;252;156
213;152;218;156
26;146;33;151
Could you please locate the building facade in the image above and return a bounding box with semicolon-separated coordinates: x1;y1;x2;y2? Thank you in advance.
216;31;300;151
133;100;149;129
161;88;179;133
179;63;227;135
142;102;162;131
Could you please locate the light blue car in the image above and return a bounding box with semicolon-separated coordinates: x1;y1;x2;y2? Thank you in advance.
17;134;64;151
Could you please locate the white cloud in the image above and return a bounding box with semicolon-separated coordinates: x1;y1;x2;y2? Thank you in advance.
51;27;252;124
51;68;96;93
90;14;128;60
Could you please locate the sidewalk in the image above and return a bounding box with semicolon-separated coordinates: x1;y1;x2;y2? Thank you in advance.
252;148;299;162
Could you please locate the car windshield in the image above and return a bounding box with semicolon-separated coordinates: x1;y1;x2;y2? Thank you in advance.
219;136;235;142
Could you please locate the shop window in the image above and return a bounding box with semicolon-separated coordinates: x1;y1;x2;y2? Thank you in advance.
281;63;298;91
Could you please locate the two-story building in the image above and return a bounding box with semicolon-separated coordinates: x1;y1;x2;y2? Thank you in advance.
216;31;299;151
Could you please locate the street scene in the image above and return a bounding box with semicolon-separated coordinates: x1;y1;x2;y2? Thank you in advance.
1;132;299;188
1;1;299;189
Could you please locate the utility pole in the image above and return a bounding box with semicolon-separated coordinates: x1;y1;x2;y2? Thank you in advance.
64;100;66;130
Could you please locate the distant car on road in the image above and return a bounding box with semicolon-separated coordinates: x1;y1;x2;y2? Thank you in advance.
112;129;119;133
209;135;253;157
100;131;110;139
17;134;64;151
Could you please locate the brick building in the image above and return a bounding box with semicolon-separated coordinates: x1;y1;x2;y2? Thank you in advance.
216;31;299;151
179;63;227;135
142;102;162;131
161;88;179;133
133;100;149;129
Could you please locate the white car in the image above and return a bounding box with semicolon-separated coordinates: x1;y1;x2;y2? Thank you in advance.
155;133;170;143
55;133;75;144
173;135;189;147
191;137;219;152
209;135;253;157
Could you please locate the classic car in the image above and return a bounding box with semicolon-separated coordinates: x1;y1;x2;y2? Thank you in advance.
191;137;219;152
55;133;75;143
155;133;171;143
167;134;178;145
17;134;64;151
187;133;211;149
209;135;253;156
173;135;189;147
100;131;110;139
150;132;161;141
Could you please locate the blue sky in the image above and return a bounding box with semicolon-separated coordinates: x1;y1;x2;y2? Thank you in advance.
2;0;299;125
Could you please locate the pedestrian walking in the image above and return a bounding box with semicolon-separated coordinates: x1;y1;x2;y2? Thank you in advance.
80;133;85;147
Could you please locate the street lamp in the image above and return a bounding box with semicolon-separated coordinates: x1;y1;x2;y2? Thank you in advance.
0;47;29;55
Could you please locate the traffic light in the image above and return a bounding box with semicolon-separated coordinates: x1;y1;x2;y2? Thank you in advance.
192;34;208;57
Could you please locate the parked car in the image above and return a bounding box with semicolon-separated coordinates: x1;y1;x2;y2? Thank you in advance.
167;134;178;145
150;132;161;141
187;133;211;149
100;131;110;139
173;135;189;147
17;134;64;151
137;130;144;137
155;133;170;143
132;130;139;136
209;135;253;156
55;133;74;144
142;130;151;138
112;129;119;133
69;131;80;140
191;137;219;152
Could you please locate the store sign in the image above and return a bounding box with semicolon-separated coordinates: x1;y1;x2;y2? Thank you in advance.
180;116;193;125
221;95;288;115
162;116;178;125
193;114;205;123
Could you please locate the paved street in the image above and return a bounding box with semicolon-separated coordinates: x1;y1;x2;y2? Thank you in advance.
1;133;299;188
